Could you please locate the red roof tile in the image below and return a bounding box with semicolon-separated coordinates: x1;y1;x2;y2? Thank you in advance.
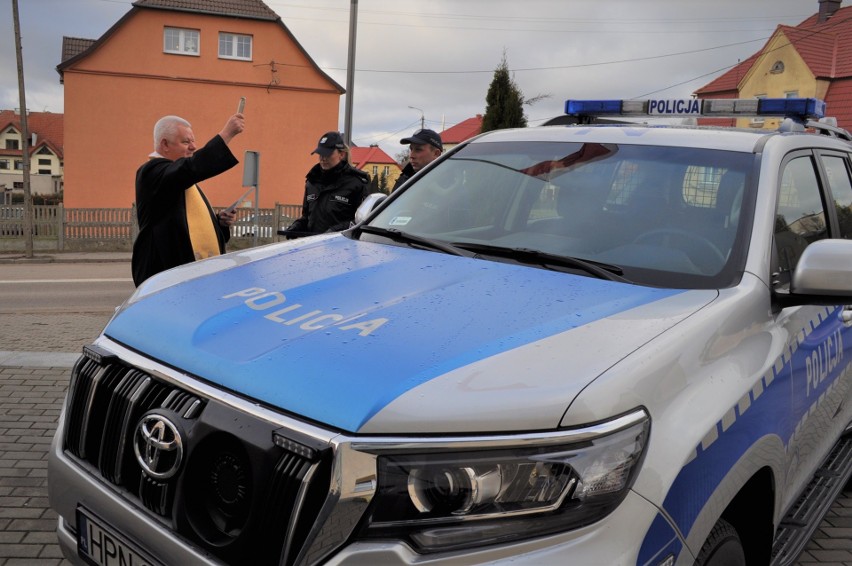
0;110;64;159
440;115;483;144
350;146;398;169
825;78;852;127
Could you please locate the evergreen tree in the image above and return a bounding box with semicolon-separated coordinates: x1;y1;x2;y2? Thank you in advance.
481;52;527;133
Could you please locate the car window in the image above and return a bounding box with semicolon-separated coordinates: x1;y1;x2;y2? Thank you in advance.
820;154;852;239
774;155;828;283
368;141;754;289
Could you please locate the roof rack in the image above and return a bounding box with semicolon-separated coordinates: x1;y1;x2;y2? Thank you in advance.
807;118;852;141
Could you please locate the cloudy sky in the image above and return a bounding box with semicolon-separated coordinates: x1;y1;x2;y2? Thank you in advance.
0;0;841;157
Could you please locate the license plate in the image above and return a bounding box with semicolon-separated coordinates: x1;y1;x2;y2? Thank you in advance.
76;507;160;566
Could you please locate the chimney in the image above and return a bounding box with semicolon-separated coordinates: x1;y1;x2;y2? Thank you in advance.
819;0;841;22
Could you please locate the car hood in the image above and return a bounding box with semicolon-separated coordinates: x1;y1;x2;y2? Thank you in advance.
106;236;715;433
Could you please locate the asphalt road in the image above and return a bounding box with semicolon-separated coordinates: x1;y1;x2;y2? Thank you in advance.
0;254;849;565
0;261;134;354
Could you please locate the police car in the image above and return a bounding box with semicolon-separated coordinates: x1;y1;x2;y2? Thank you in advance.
49;97;852;566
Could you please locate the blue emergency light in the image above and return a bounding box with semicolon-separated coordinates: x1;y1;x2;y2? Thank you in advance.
565;97;826;123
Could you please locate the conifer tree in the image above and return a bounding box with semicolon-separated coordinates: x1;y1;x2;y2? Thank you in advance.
481;52;527;133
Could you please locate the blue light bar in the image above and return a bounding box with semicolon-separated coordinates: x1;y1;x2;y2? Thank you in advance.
758;98;825;119
565;100;623;115
564;97;826;122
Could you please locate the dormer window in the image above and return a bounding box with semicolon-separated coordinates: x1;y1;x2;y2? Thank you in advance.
770;61;785;74
164;27;200;56
219;33;252;61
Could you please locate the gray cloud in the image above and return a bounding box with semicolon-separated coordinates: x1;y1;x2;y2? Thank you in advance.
1;0;826;157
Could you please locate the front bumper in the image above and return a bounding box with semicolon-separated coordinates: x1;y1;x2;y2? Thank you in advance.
50;403;688;566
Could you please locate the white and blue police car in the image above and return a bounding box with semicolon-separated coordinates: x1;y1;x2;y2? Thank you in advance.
49;97;852;566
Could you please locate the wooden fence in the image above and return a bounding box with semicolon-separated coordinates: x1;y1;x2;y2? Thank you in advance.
0;204;302;252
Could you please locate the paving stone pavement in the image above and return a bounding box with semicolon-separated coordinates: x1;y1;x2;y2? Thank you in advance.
0;364;71;566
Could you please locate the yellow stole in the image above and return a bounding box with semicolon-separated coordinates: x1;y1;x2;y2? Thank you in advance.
185;184;221;260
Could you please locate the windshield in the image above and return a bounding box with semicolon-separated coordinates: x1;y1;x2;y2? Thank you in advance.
365;140;755;289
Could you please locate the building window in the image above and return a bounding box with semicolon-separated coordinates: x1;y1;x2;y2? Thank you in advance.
164;27;199;56
751;94;766;126
38;158;50;166
785;90;799;98
6;139;19;150
384;166;390;176
13;182;23;189
372;165;378;176
219;33;252;60
38;169;51;175
0;160;8;170
770;61;785;74
14;160;23;170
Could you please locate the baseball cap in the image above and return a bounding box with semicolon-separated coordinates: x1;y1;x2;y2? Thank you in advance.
311;131;346;156
400;128;442;151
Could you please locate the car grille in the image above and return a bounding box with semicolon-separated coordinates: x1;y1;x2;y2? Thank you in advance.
63;350;332;565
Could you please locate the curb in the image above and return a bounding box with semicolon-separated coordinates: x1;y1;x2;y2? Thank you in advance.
0;254;131;264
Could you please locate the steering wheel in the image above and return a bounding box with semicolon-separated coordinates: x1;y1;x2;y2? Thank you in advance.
632;228;726;274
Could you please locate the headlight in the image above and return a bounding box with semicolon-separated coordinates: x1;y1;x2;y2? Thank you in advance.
359;409;649;553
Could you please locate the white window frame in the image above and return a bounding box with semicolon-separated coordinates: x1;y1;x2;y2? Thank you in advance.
164;27;200;56
219;32;252;61
751;94;767;126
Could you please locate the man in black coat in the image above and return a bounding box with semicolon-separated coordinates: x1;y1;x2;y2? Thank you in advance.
392;128;443;191
132;112;245;286
284;131;370;238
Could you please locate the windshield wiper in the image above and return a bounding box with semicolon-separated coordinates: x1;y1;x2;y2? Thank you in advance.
357;225;475;257
453;242;629;283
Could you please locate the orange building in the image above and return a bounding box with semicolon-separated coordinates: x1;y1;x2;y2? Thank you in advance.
57;0;343;209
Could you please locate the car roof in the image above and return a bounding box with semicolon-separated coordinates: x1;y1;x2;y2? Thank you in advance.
466;123;851;154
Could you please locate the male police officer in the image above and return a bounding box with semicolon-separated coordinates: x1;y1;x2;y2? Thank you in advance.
393;128;443;190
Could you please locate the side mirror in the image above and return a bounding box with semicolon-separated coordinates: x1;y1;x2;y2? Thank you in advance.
792;239;852;296
354;193;387;225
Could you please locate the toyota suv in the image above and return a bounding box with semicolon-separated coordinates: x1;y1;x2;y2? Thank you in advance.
49;98;852;566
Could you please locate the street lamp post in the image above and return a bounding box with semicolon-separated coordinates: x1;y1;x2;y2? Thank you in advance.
408;106;425;130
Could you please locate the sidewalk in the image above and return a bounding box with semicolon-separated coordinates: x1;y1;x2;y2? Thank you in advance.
0;251;131;264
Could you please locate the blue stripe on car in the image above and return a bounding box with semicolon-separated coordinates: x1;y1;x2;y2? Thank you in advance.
657;306;849;548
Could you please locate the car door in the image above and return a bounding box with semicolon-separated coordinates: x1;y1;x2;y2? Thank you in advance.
775;150;852;511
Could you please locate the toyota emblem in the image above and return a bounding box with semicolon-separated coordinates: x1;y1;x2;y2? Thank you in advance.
134;413;184;480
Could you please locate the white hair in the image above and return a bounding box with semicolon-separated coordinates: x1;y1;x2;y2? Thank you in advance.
153;115;191;151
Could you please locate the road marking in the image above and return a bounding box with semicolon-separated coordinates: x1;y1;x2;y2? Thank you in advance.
0;278;133;284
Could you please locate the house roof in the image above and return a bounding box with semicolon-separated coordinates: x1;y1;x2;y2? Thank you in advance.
440;115;483;144
61;37;96;63
350;146;398;169
131;0;279;21
0;110;64;159
824;77;852;127
695;4;852;95
56;0;343;93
